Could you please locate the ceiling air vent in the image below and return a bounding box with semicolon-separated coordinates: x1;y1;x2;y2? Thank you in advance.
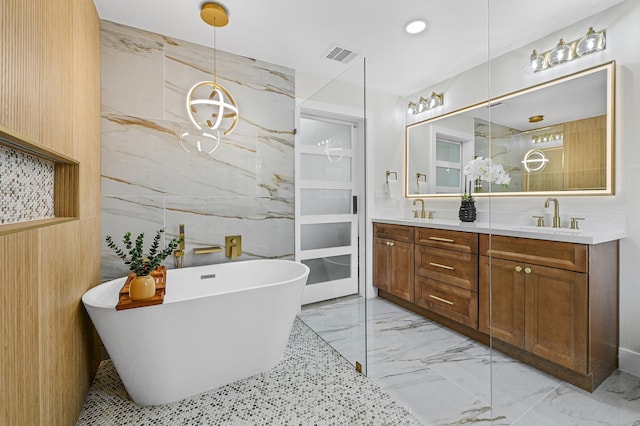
324;45;360;64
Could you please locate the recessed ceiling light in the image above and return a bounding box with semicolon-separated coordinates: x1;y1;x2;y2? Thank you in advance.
405;19;426;35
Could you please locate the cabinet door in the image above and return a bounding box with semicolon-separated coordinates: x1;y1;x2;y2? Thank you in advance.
373;237;391;293
373;238;414;302
479;256;525;348
391;240;415;302
524;264;588;373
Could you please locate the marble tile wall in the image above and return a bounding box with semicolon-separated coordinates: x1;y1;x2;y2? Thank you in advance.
0;144;55;224
101;21;295;280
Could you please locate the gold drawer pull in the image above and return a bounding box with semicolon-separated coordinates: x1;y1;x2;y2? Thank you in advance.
524;267;532;274
429;262;454;271
429;294;454;305
386;241;395;247
515;266;522;272
428;236;455;243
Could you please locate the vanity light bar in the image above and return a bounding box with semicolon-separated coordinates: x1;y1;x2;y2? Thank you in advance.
407;92;444;115
530;28;606;73
532;132;563;144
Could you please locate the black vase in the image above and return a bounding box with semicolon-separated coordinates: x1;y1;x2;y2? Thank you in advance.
459;199;477;222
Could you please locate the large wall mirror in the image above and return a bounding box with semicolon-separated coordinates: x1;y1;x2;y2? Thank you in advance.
405;61;615;197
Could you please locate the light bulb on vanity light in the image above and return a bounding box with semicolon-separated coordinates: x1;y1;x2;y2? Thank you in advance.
529;49;545;72
576;27;606;56
548;39;571;66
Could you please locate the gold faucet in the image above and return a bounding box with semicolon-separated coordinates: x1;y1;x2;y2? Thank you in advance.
544;198;561;228
226;235;242;260
413;199;426;218
174;224;185;268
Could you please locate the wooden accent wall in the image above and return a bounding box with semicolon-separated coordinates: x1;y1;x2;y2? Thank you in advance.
524;147;564;192
564;115;607;190
0;1;102;425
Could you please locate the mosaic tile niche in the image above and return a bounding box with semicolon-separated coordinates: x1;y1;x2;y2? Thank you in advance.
0;144;55;224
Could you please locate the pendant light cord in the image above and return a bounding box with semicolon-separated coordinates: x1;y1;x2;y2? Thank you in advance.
213;16;217;86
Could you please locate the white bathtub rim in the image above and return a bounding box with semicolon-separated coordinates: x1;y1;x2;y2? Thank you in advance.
83;259;310;309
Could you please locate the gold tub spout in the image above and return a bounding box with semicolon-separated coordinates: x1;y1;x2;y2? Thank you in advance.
174;224;186;268
194;246;223;255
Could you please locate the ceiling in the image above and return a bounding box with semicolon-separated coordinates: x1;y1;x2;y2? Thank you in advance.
93;0;626;97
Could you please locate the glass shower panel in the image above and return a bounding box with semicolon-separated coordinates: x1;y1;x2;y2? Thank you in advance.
295;58;367;376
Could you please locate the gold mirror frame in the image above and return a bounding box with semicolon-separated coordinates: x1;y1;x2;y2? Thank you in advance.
405;61;615;198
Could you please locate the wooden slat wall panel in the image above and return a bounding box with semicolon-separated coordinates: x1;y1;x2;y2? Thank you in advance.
54;163;80;218
0;231;41;425
74;0;102;219
1;0;102;424
0;1;42;142
40;0;74;156
564;115;607;190
39;218;101;425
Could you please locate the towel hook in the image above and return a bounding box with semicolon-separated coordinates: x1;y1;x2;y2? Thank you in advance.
416;172;427;187
385;170;397;184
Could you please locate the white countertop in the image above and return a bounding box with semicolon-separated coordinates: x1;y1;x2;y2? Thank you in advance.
372;217;626;245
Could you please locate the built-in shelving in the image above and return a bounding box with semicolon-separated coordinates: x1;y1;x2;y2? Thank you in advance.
0;125;79;235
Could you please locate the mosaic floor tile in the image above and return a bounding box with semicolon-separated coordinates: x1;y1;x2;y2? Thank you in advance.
76;319;421;426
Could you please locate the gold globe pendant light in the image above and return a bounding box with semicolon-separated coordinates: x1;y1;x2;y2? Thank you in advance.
185;2;239;141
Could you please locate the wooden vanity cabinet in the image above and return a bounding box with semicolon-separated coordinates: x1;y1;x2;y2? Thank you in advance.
479;255;588;372
414;228;479;328
373;223;415;302
372;221;619;391
479;234;618;390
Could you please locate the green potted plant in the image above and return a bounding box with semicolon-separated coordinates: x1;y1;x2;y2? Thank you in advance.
106;229;183;300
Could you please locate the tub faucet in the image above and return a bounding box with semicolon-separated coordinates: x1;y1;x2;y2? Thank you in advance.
544;198;561;228
413;199;426;218
174;224;185;268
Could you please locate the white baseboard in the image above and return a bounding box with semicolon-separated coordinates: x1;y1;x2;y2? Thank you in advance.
619;347;640;378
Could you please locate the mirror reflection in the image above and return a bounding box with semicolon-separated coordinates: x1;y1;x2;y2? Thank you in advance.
406;62;614;197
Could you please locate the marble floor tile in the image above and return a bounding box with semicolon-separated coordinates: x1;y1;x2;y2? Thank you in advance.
514;370;640;425
298;296;366;368
420;339;561;421
374;363;507;425
301;296;640;426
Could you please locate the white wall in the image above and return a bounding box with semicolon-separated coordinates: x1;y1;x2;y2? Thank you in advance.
377;0;640;376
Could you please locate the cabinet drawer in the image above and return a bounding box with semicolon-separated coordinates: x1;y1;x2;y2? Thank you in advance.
374;223;414;243
480;234;587;272
415;245;478;291
415;227;478;254
415;276;478;328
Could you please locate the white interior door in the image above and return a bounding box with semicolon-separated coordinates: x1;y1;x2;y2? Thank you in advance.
296;114;359;305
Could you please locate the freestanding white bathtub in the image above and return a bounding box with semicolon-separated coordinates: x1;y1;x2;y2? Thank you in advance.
82;259;309;406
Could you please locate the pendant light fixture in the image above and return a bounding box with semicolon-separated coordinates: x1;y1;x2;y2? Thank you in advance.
183;2;238;154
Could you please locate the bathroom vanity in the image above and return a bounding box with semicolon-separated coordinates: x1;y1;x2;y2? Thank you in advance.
372;218;624;392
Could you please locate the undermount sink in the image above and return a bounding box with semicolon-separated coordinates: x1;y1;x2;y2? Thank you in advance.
397;217;460;226
516;225;583;235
